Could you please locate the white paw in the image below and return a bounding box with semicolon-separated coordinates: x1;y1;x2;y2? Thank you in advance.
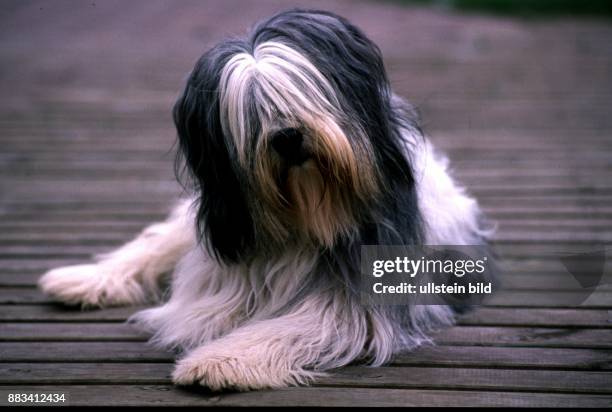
38;264;146;307
172;350;313;391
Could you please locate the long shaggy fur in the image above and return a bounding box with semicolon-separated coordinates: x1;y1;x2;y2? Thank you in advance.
39;9;493;391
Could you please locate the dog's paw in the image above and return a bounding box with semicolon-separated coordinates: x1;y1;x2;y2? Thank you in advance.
38;264;147;307
172;350;313;391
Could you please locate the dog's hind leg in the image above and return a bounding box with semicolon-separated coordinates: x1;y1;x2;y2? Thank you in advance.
38;199;196;308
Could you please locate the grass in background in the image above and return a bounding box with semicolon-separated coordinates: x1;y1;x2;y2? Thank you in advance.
398;0;612;18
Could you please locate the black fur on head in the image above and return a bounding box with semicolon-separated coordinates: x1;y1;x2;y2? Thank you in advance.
173;9;423;264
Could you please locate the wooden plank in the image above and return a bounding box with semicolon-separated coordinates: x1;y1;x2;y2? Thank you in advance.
0;288;52;304
2;342;610;371
3;206;611;221
1;243;607;262
495;232;612;243
0;221;610;244
0;305;610;329
1;323;610;350
0;214;165;223
4;133;612;149
0;243;606;262
9;172;612;189
499;274;612;291
499;263;611;275
0;259;86;271
0;235;144;249
0;305;139;322
8;270;612;292
458;308;612;328
0;363;172;384
485;208;612;219
4;183;612;202
4;228;612;248
4;180;612;198
2;196;610;210
0;200;172;210
486;291;612;308
0;274;40;287
0;342;172;362
0;226;143;237
2;148;610;160
0;258;606;278
0;303;608;329
5;136;612;151
0;385;609;407
321;366;612;394
4;288;611;308
496;243;612;256
433;327;612;349
0;245;118;257
394;346;612;370
1;363;611;394
0;323;146;341
0;181;180;201
14;169;612;185
2;217;611;233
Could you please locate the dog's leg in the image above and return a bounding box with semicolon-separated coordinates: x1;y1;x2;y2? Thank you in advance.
171;292;367;391
38;199;196;307
128;246;250;350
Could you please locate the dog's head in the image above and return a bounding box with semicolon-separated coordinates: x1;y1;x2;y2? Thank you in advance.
174;9;422;262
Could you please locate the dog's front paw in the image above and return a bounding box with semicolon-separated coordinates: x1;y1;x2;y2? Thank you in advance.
38;264;146;307
172;350;314;391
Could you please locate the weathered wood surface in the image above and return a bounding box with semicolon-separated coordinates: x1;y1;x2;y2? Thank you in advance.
1;0;611;407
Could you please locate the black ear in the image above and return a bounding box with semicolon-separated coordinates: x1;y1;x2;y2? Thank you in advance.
173;41;255;263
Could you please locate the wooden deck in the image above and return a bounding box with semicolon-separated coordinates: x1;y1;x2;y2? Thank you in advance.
1;0;611;407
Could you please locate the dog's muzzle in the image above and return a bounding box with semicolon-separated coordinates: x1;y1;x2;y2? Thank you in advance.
271;128;310;166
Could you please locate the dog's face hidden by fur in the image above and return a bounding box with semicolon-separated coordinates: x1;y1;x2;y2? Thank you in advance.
174;9;423;263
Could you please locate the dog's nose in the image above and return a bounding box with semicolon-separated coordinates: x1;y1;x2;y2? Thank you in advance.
271;128;308;165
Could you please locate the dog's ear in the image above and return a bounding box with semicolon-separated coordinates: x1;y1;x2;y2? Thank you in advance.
173;44;255;263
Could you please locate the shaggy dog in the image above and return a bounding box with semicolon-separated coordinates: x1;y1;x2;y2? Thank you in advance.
39;9;492;391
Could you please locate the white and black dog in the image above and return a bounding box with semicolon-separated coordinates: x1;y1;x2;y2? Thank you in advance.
39;9;492;391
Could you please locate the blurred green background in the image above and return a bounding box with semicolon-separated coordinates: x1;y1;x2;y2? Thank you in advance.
399;0;612;18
